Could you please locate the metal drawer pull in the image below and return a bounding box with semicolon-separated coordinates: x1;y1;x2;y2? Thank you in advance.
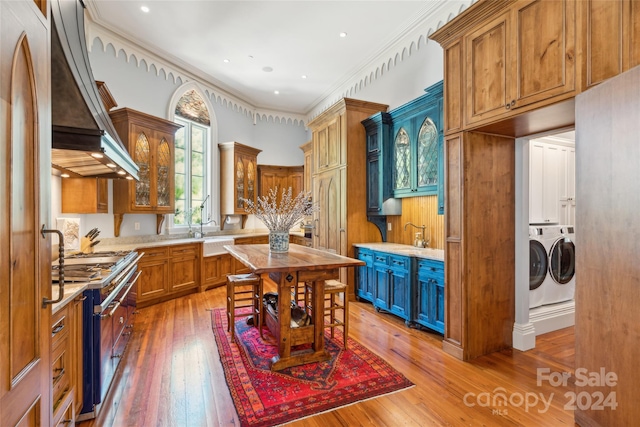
52;323;65;335
100;301;121;319
52;367;65;382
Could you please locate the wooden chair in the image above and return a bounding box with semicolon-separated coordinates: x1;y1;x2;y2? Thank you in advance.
226;273;263;342
304;279;349;348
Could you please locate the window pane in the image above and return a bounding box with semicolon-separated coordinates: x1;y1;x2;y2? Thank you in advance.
192;126;205;153
175;147;185;174
175;127;185;149
192;175;203;201
191;151;204;177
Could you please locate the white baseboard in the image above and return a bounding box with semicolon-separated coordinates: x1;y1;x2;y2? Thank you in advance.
529;300;575;336
512;322;536;351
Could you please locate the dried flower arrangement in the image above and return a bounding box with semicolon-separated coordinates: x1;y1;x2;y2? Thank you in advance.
243;187;318;232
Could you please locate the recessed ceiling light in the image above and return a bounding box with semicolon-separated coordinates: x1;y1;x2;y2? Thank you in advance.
106;163;116;168
339;32;347;38
140;6;149;13
91;152;103;159
223;59;230;63
126;176;134;180
262;66;273;73
117;170;126;175
274;90;279;95
301;75;307;79
61;173;70;178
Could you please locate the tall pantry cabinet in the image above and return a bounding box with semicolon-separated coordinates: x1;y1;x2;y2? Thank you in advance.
307;99;387;296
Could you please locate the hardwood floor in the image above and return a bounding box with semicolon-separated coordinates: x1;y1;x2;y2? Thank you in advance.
81;284;576;426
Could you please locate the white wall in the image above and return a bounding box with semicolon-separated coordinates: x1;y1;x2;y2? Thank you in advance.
59;35;444;239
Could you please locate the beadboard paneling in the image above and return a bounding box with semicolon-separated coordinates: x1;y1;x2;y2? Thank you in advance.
386;196;444;249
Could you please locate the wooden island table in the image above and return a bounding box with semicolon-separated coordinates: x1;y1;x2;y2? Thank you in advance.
224;243;365;371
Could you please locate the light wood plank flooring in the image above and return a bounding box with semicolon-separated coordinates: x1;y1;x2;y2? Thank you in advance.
80;284;576;426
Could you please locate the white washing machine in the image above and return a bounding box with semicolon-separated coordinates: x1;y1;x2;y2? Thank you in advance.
543;225;576;305
529;225;560;308
528;225;576;308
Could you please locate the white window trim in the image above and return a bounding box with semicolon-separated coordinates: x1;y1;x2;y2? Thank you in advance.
166;82;220;235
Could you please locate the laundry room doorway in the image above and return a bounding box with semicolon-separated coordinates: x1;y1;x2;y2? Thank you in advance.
513;128;577;351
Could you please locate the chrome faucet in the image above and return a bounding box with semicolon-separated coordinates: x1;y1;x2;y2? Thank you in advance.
404;222;429;248
196;195;218;238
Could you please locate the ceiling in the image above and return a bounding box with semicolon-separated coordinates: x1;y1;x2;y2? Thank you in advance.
85;1;466;116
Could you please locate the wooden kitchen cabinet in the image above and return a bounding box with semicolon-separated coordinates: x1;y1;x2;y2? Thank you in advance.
169;243;200;292
300;140;313;194
436;0;577;132
200;253;233;291
136;246;170;306
136;243;201;307
110;107;183;236
581;0;640;89
307;99;387;295
51;302;77;425
71;295;84;416
258;164;304;201
61;178;108;213
219;142;262;229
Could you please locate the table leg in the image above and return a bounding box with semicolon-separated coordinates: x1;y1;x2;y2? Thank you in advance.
311;279;325;352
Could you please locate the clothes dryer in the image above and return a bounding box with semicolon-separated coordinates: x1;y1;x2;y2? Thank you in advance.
543;225;576;305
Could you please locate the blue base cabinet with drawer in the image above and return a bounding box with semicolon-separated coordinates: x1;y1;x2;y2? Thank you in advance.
355;248;375;302
355;246;444;333
415;259;445;334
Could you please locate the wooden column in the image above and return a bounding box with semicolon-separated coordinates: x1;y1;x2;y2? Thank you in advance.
443;131;515;360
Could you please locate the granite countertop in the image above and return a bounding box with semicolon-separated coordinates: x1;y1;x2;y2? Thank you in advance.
51;282;88;315
353;242;444;261
96;230;305;253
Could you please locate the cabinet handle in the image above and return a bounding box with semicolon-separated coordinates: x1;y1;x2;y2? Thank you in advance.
52;323;65;336
52;367;65;382
314;219;319;237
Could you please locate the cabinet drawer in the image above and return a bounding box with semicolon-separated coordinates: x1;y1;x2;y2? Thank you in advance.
389;255;410;271
52;332;71;413
170;244;198;258
357;248;374;263
373;253;389;265
51;305;70;345
140;246;169;260
417;259;444;275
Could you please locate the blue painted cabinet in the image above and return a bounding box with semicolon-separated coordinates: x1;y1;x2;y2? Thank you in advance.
355;248;375;302
355;247;445;333
415;258;445;334
389;81;444;211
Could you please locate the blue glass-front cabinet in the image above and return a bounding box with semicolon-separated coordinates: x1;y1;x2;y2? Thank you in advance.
390;81;444;214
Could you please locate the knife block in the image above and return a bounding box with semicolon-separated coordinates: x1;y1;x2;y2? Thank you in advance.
80;237;94;253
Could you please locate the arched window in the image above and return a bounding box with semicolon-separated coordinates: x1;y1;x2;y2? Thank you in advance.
172;89;214;231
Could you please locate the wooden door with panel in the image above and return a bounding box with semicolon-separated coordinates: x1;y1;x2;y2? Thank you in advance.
313;169;341;254
1;1;52;425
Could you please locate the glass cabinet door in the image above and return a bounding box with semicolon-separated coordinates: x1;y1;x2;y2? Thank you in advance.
394;127;411;191
247;159;256;203
417;117;438;189
236;159;245;209
134;132;151;207
156;138;171;207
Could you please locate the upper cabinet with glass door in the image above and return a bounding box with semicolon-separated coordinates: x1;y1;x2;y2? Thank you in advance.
111;108;183;236
389;81;444;210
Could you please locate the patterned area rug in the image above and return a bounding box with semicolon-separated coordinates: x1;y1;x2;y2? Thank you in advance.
211;308;414;427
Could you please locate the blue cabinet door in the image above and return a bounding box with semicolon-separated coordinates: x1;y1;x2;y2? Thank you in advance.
415;259;445;333
388;255;411;320
355;248;374;302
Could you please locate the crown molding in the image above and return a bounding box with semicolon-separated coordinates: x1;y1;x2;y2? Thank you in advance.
84;0;474;126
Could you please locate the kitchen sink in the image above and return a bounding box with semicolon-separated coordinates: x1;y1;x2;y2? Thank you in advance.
202;236;234;256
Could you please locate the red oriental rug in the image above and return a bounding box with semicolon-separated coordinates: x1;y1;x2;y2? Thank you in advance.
211;308;414;427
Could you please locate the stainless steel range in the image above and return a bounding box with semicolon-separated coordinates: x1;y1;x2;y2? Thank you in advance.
54;250;143;420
